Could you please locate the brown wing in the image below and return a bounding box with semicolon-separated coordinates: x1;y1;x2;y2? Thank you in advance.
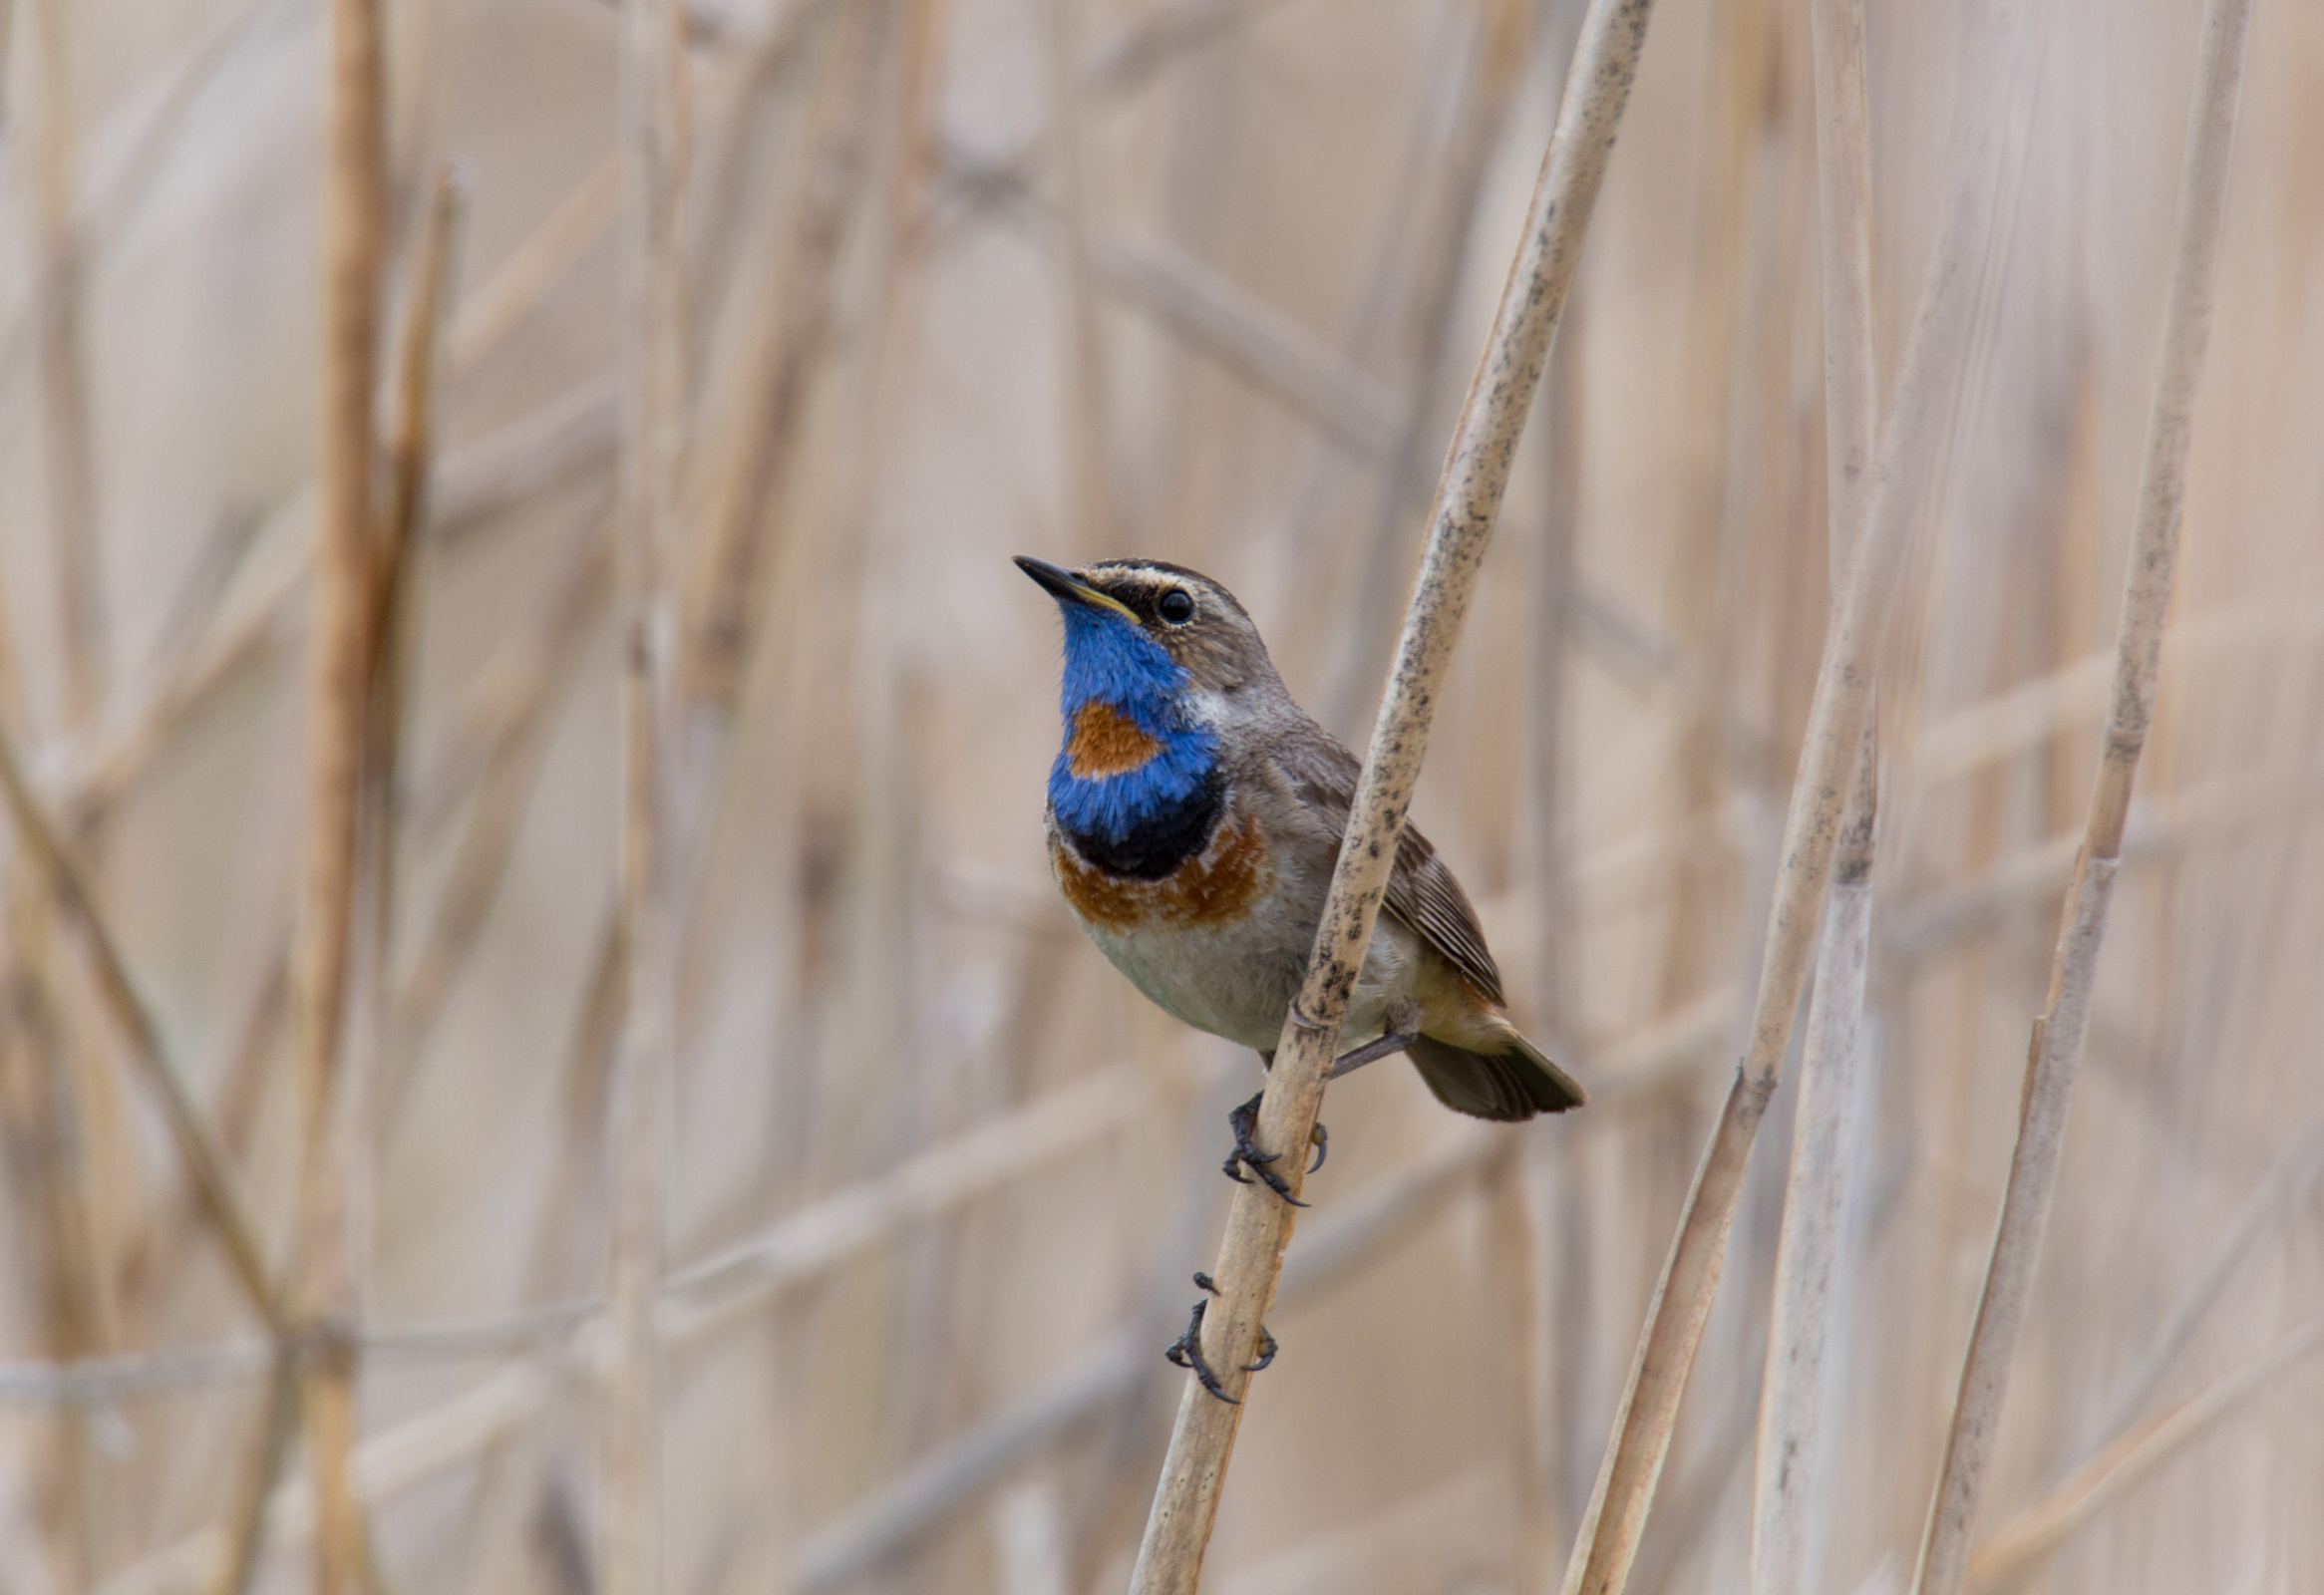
1275;723;1507;1008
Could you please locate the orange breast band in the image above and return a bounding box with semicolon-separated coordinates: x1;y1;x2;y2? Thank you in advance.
1066;701;1163;778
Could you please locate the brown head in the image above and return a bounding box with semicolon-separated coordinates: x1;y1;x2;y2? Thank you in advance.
1012;556;1283;698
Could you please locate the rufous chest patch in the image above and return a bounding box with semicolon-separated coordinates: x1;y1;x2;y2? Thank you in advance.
1066;701;1162;778
1053;807;1271;932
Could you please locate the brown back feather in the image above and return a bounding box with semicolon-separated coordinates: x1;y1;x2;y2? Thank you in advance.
1274;723;1506;1007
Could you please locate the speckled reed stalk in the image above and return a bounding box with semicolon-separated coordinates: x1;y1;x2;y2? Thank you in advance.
603;0;690;1585
1909;3;2255;1590
1560;4;2027;1589
1126;3;1657;1588
1748;0;1876;1586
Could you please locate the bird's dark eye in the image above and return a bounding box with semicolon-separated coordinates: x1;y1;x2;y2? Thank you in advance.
1158;589;1195;625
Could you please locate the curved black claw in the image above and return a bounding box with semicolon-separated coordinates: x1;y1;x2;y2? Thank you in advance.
1223;1092;1307;1206
1308;1119;1328;1175
1164;1275;1278;1401
1164;1296;1238;1405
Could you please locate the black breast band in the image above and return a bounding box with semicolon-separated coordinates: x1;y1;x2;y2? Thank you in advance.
1063;769;1224;881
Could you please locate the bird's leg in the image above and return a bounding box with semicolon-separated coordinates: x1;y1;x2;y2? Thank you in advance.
1323;1024;1423;1082
1309;1001;1425;1172
1163;1272;1278;1404
1224;1002;1425;1193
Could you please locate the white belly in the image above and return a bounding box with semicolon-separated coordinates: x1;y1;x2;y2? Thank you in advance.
1079;887;1426;1055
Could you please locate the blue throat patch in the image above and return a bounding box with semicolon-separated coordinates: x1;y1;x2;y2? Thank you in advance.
1047;604;1219;850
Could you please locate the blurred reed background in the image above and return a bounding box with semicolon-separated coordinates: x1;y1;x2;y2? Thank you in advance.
0;0;2319;1590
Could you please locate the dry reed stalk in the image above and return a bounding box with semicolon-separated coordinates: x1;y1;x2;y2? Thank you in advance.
17;7;118;1563
0;727;281;1326
210;1348;301;1595
1485;1139;1551;1590
0;931;108;1583
1889;759;2324;962
1129;5;1654;1587
680;0;881;708
794;992;1748;1592
1090;236;1401;458
0;597;110;1581
296;0;391;1583
1645;0;1772;1017
247;166;463;1595
1964;1319;2324;1593
27;0;108;729
77;1065;1148;1592
2075;1118;2324;1457
445;155;621;370
1747;746;1872;1594
1913;597;2324;786
1321;0;1548;734
1041;0;1119;551
1748;0;1876;1586
1909;7;2254;1589
1561;3;2027;1585
604;0;691;1582
381;533;611;1128
57;977;1735;1594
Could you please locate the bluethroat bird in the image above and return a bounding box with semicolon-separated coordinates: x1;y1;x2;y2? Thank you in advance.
1017;555;1584;1205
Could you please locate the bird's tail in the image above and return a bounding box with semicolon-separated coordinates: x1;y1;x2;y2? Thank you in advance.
1408;1033;1585;1121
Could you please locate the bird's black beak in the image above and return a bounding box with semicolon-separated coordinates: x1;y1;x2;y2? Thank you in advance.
1014;555;1139;621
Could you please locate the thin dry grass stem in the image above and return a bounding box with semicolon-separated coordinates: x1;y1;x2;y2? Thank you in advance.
1562;6;2024;1586
796;1116;1516;1593
1;936;108;1584
381;534;611;1128
0;726;282;1327
76;1067;1146;1592
27;0;109;730
2077;1118;2324;1458
1914;598;2324;786
446;155;620;371
1890;757;2324;959
1041;0;1120;550
211;1349;302;1595
1964;1320;2324;1593
1749;0;1876;1586
55;987;1732;1595
1749;734;1873;1595
1909;6;2254;1590
16;12;116;1561
361;160;463;1038
298;0;392;1582
604;0;690;1583
680;0;880;708
1130;5;1654;1587
1485;1139;1551;1591
1323;0;1549;735
798;1001;1765;1592
1089;236;1400;457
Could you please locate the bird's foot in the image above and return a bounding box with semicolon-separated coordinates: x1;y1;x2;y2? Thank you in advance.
1225;1012;1423;1197
1164;1273;1278;1404
1222;1092;1309;1205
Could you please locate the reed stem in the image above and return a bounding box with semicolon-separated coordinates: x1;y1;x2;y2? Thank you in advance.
1128;4;1656;1587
